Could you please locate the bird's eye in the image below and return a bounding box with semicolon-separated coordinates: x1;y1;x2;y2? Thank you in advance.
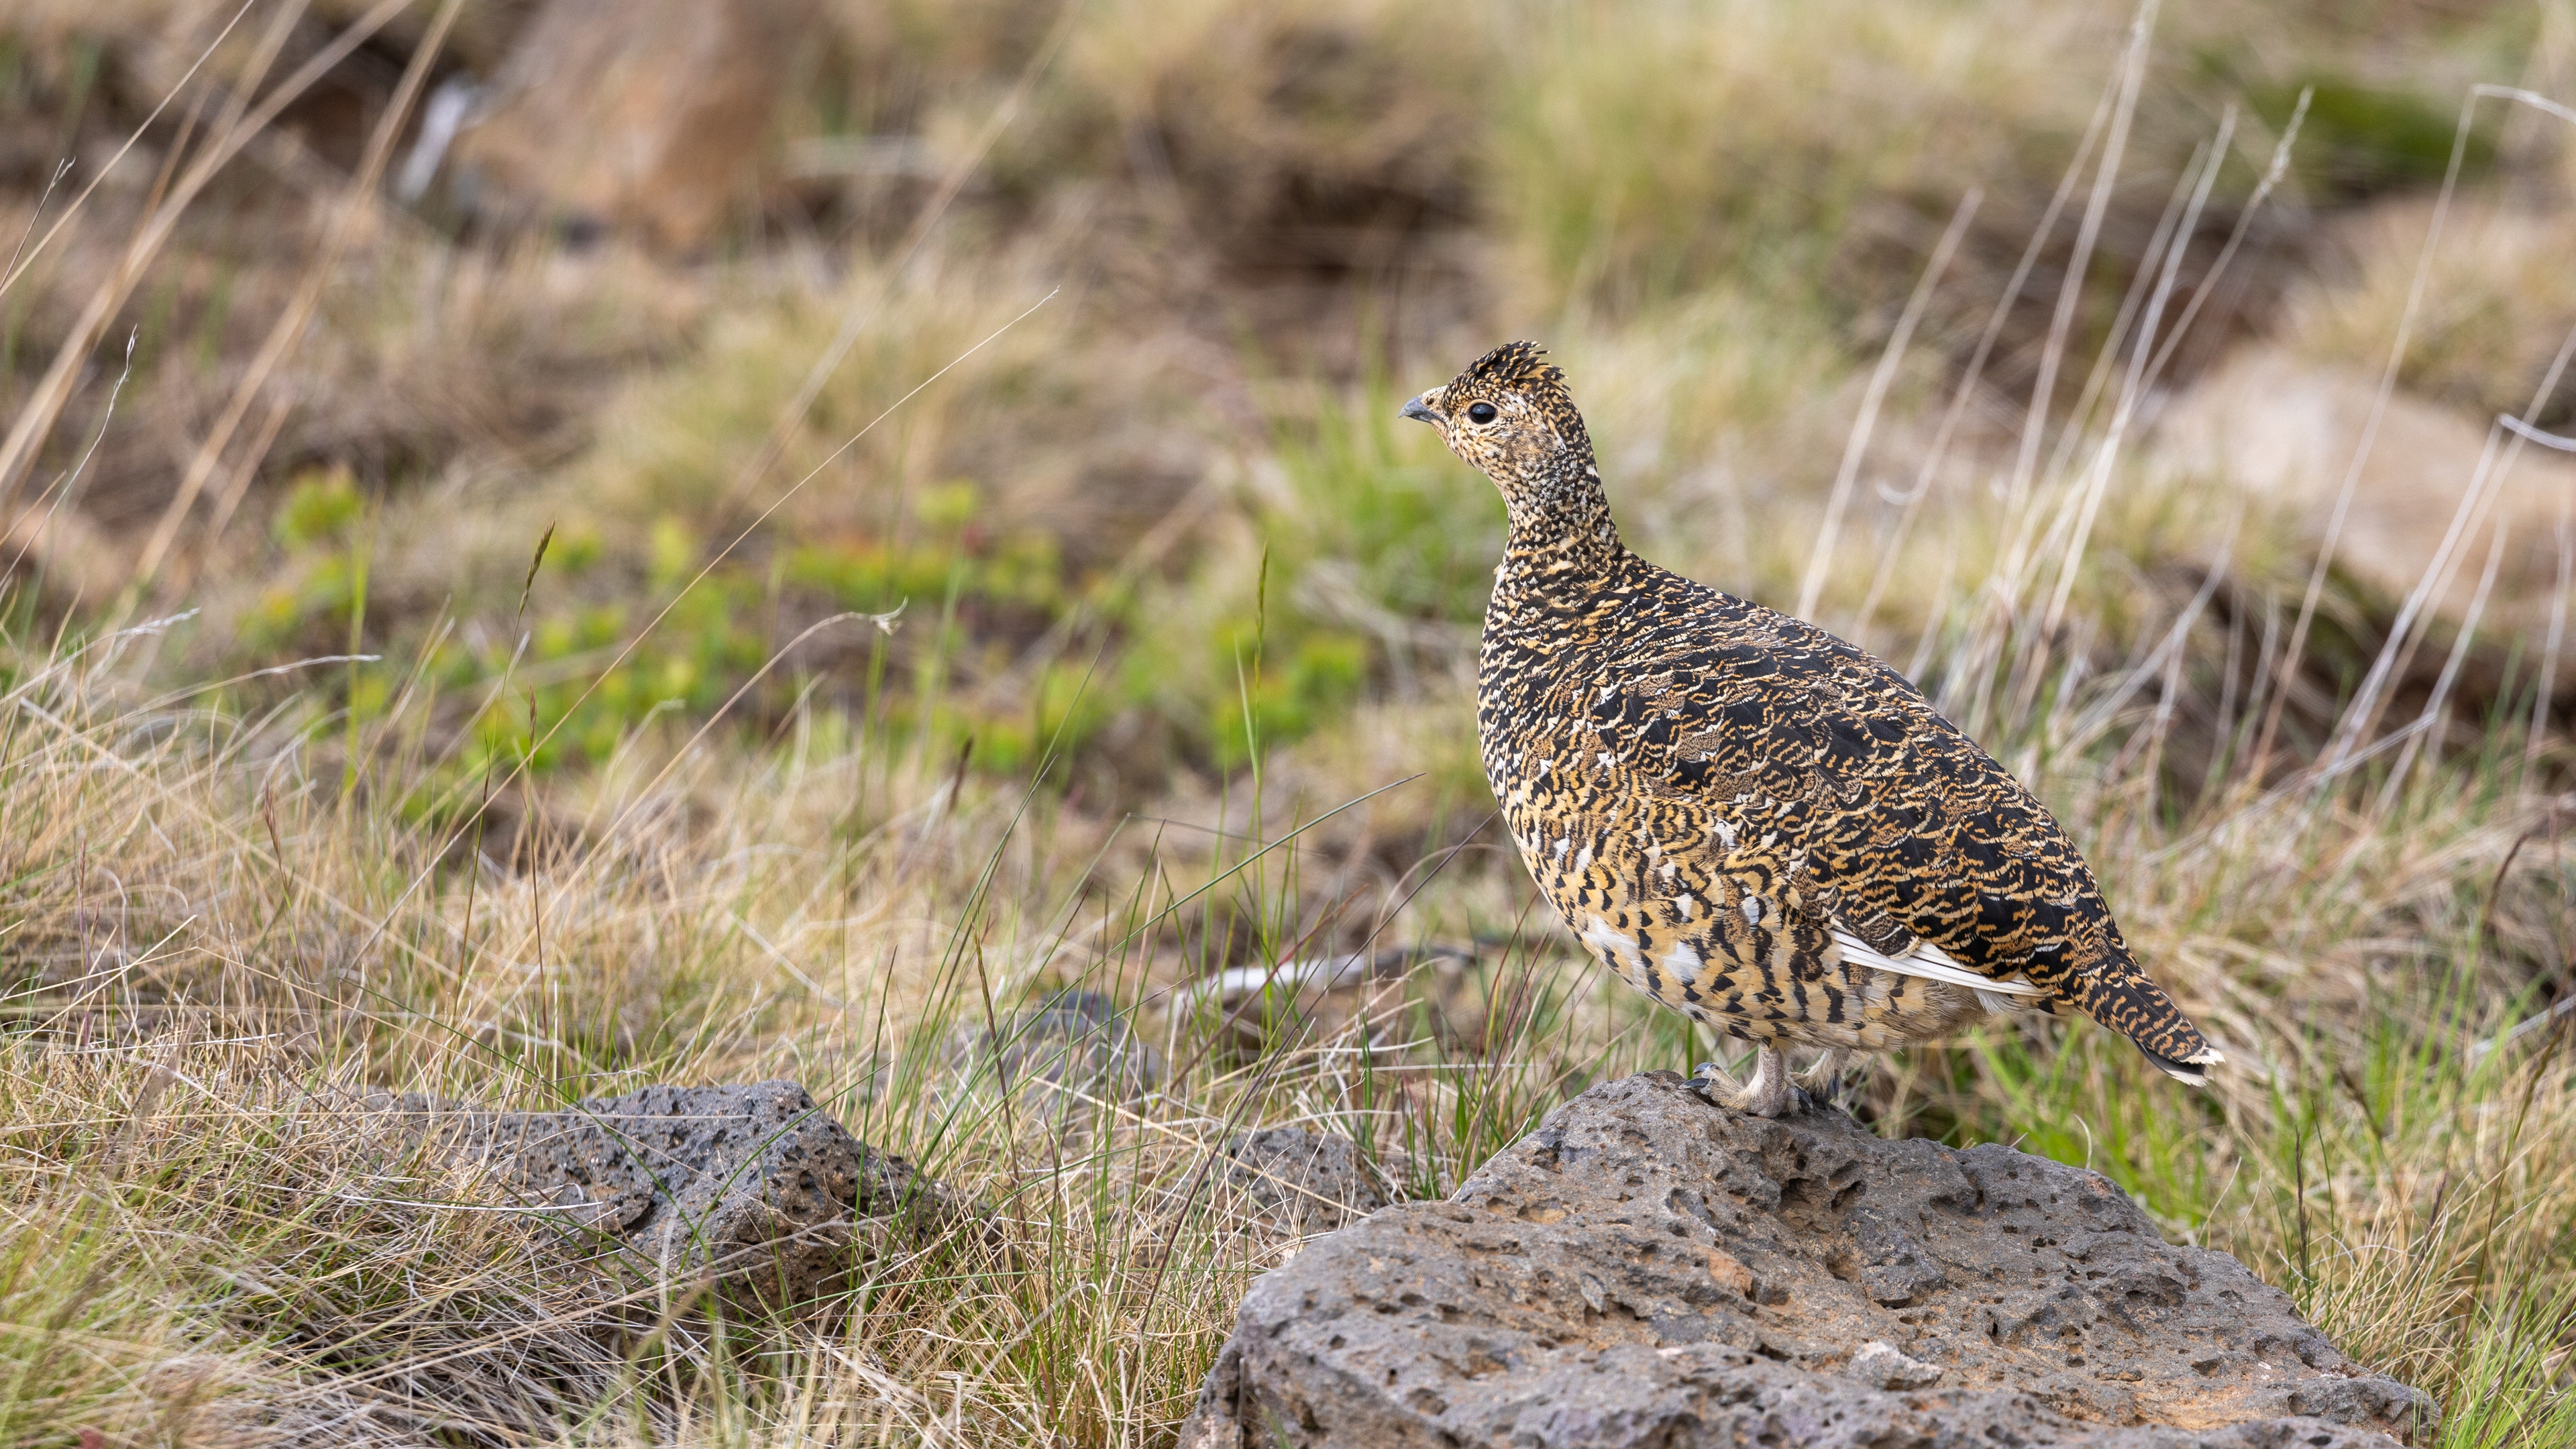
1466;401;1499;425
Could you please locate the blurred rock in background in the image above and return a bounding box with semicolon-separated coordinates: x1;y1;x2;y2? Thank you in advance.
438;0;821;250
2156;343;2576;633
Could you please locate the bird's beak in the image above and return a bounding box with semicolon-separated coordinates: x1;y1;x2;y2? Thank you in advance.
1400;394;1441;426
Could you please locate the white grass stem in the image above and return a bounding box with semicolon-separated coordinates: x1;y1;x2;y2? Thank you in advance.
2037;113;2233;643
1996;0;2155;585
130;0;466;592
2257;85;2557;777
0;0;417;513
2376;517;2508;815
0;0;262;301
1793;188;1978;621
2533;496;2574;773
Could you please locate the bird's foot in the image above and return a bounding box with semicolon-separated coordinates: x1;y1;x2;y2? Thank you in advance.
1690;1051;1807;1117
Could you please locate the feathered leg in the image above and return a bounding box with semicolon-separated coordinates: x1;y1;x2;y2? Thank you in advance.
1795;1048;1858;1108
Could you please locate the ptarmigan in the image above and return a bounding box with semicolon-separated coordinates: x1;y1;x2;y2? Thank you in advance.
1401;341;2222;1116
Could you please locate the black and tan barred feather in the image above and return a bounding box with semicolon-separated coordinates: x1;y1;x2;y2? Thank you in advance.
1405;341;2221;1083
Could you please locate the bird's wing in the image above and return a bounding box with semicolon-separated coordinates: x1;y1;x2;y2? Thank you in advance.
1607;624;2071;977
1825;928;2042;996
1605;588;2220;1078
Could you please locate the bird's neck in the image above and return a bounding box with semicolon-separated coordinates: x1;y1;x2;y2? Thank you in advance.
1493;451;1623;620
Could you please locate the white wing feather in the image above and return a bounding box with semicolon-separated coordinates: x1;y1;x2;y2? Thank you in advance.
1828;927;2043;1000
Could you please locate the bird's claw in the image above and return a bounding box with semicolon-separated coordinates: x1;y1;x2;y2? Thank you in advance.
1794;1063;1861;1113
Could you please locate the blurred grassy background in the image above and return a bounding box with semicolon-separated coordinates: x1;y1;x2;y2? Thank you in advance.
4;0;2576;1443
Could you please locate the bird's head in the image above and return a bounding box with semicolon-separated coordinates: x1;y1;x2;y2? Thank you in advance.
1401;341;1598;519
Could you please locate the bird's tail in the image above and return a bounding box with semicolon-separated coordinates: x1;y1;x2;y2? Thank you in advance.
2072;957;2224;1087
2137;1039;2226;1087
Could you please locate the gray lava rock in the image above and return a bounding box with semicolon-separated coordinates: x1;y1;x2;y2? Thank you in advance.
1851;1338;1945;1390
1220;1126;1389;1234
1182;1072;2431;1448
378;1081;967;1303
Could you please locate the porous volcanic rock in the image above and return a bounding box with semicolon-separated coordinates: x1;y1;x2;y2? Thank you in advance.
375;1080;967;1303
1183;1072;2430;1448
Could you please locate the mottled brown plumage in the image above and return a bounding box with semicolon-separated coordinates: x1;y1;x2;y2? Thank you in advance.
1401;341;2222;1116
